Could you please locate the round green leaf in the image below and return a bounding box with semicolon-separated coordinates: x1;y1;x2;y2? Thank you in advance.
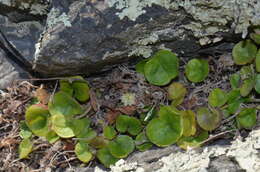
144;50;179;86
60;80;73;96
255;50;260;73
116;115;142;136
19;121;32;139
72;76;90;102
51;114;75;138
168;82;187;100
19;138;33;159
208;88;227;107
255;74;260;94
240;78;255;97
236;108;257;129
25;105;49;137
97;147;119;168
230;73;241;89
196;107;220;131
48;91;83;117
177;131;208;150
146;106;183;147
104;126;117;140
71;118;91;136
232;40;257;65
250;33;260;45
181;110;196;137
170;96;184;106
135;59;148;75
185;59;209;83
135;132;153;151
108;135;135;158
75;142;93;163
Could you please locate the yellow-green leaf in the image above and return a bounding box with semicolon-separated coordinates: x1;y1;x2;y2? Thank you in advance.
19;138;33;159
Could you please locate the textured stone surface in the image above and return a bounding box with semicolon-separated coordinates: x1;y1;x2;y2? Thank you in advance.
0;49;27;89
32;0;260;76
91;129;260;172
0;14;45;62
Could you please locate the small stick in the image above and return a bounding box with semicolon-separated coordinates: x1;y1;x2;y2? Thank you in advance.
199;129;236;146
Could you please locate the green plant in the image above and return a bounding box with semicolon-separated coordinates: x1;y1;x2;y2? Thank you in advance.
185;59;209;83
232;40;257;65
196;107;221;131
146;106;183;147
236;108;257;129
116;115;142;136
19;29;260;168
208;88;227;107
143;50;179;86
108;135;135;158
75;142;93;163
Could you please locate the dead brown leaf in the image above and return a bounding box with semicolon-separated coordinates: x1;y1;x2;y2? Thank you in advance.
34;85;50;105
105;109;120;125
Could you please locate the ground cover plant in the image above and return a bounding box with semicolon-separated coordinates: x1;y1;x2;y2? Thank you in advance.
0;28;260;170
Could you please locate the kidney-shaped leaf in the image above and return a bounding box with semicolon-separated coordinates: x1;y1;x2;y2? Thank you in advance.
97;147;119;168
116;115;142;135
146;106;183;147
48;91;83;117
108;135;135;158
51;114;75;138
71;76;90;102
25;105;49;137
196;107;221;131
144;50;179;86
208;88;227;107
232;40;257;65
75;142;93;163
104;126;117;140
236;108;257;129
168;82;187;100
19;138;33;159
185;59;209;83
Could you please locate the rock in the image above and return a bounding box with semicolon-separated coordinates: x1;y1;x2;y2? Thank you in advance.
0;48;28;89
0;14;45;62
92;129;260;172
0;0;50;22
33;0;260;76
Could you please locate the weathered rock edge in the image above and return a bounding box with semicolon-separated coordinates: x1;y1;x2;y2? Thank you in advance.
33;0;260;76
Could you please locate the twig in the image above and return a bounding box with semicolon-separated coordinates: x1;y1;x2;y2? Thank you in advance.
199;129;236;146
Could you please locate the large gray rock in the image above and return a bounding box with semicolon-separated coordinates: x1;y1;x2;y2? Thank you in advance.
33;0;260;76
0;48;28;89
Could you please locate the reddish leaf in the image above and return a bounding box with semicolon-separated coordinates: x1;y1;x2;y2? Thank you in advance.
63;141;75;151
105;109;120;125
